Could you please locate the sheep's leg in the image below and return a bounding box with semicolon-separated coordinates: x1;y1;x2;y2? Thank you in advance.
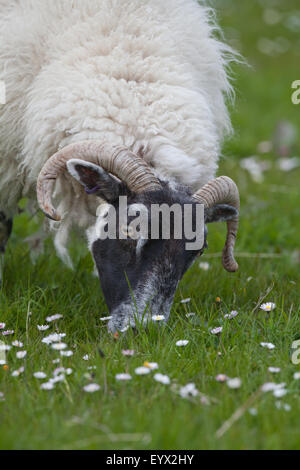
0;212;13;283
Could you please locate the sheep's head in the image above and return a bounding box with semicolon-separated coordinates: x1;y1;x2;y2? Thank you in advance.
37;142;239;333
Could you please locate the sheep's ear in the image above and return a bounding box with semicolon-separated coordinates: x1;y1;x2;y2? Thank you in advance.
67;159;123;202
205;204;238;224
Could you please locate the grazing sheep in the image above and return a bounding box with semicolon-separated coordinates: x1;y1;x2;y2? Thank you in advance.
0;0;240;331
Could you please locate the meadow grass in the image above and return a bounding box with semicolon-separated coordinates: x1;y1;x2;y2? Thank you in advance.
0;0;300;450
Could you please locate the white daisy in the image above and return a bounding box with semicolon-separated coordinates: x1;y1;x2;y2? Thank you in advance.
37;325;50;331
186;312;196;318
227;378;242;389
293;372;300;380
211;327;223;335
83;354;89;361
50;374;65;384
176;340;189;347
42;333;66;344
46;314;63;323
122;350;135;357
268;367;281;373
0;323;6;330
60;350;73;357
83;383;101;393
2;330;14;336
154;373;171;385
181;298;191;304
11;367;25;377
260;302;276;312
144;362;159;370
151;315;165;322
199;262;210;271
224;311;239;320
215;374;229;383
12;341;23;348
135;366;151;375
260;342;276;350
51;343;67;351
273;388;287;398
179;383;198;398
275;402;291;411
100;316;113;322
34;372;47;379
16;351;27;359
40;382;55;390
116;373;132;381
261;382;286;393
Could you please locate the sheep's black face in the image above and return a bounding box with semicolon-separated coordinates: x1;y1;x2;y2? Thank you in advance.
67;160;238;332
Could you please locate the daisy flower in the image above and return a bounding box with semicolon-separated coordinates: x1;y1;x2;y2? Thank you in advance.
42;333;66;344
83;383;101;393
0;323;6;330
293;372;300;380
12;341;23;348
227;378;242;389
224;311;239;320
46;314;63;323
211;327;223;335
135;366;151;375
16;351;27;359
116;373;132;381
34;372;47;379
199;262;210;271
268;367;281;374
260;342;275;350
2;330;14;336
186;312;195;318
275;402;291;411
273;388;287;398
176;340;189;347
144;362;159;370
37;325;50;331
11;367;24;377
60;350;73;357
261;382;286;393
51;343;67;351
215;374;229;383
122;350;135;357
83;354;89;361
40;382;55;391
260;302;276;312
152;315;165;322
100;316;113;322
154;373;170;385
179;383;198;398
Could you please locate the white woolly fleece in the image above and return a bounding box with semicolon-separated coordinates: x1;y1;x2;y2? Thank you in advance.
0;0;235;256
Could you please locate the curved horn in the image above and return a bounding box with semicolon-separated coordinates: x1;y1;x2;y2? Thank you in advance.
193;176;240;272
37;141;161;221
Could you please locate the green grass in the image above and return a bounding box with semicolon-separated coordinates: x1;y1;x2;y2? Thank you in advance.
0;0;300;450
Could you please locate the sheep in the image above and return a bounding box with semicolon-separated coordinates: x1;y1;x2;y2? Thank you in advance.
0;0;240;331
